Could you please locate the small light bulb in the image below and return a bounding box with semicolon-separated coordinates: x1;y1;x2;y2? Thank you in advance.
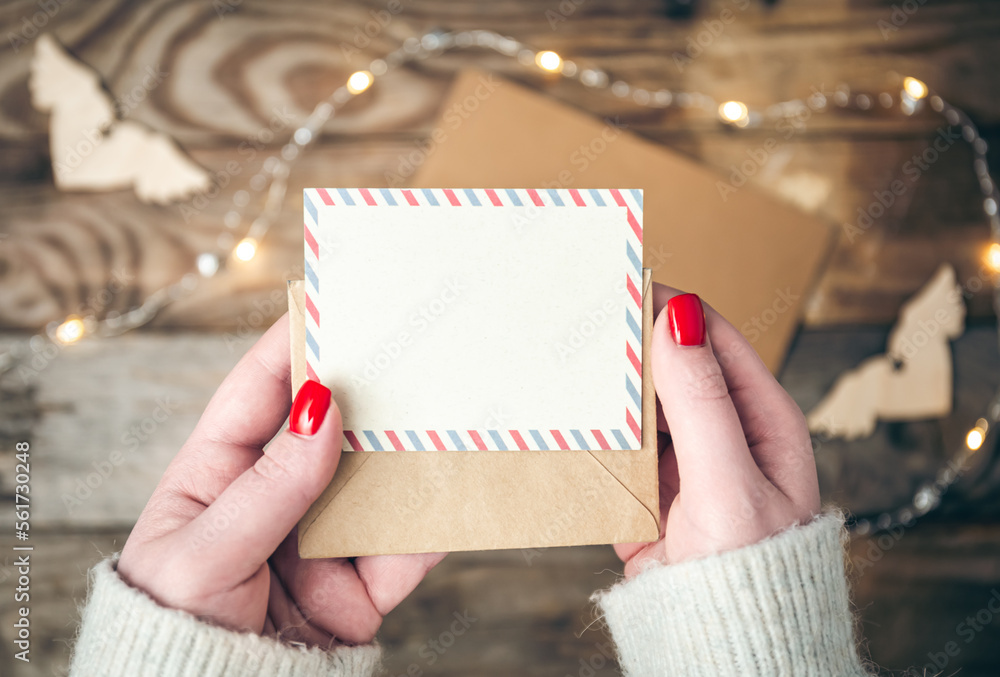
535;50;563;73
234;238;257;262
197;252;220;277
903;77;928;100
346;70;373;95
966;428;984;451
56;317;85;344
719;100;749;126
985;243;1000;273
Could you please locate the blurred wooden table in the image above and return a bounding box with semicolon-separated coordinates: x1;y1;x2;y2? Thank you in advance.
2;0;1000;674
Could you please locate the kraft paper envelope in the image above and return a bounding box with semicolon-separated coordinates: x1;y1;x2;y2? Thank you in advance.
289;268;658;558
410;70;834;372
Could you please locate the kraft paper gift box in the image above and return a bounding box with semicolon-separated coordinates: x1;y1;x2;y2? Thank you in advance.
288;269;659;558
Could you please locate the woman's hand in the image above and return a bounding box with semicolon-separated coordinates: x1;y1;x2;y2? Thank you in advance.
117;314;444;646
615;284;821;577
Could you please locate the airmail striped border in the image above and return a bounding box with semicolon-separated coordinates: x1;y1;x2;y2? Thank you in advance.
303;187;643;451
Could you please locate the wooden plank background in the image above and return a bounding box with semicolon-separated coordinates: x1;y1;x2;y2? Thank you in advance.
1;0;1000;675
1;0;999;330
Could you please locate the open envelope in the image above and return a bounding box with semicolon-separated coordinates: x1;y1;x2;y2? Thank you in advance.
289;269;659;557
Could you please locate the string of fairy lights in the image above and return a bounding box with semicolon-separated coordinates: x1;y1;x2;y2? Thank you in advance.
3;28;999;534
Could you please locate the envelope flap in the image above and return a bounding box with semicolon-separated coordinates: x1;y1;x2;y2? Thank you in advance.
291;270;659;557
586;271;658;523
299;450;658;556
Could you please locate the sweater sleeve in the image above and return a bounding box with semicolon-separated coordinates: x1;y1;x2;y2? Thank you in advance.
69;558;381;677
594;512;873;677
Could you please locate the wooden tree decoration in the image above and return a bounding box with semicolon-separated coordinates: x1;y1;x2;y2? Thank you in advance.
807;264;965;440
29;34;210;205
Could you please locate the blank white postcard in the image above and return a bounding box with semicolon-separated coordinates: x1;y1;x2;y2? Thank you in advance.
303;187;643;451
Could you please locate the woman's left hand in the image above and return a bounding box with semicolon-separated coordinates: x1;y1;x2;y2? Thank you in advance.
117;313;445;647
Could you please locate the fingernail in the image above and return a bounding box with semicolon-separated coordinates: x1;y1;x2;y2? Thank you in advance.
667;293;706;347
290;379;331;436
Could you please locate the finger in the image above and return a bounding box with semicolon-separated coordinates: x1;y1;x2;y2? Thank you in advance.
162;313;294;507
653;282;790;418
652;284;674;433
177;380;343;586
188;312;294;457
655;286;816;504
268;534;384;646
653;293;765;498
355;553;448;616
697;304;804;444
687;299;816;505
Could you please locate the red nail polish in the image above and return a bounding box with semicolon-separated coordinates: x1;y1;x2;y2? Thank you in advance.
667;293;706;347
290;379;331;436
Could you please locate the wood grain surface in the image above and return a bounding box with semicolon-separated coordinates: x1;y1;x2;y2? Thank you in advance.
1;0;1000;329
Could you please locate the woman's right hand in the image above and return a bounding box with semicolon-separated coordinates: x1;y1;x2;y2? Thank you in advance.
615;285;821;577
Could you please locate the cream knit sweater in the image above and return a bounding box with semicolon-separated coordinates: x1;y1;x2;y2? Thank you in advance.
70;513;872;676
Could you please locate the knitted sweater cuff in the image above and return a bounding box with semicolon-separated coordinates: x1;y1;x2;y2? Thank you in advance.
69;558;381;677
594;512;870;677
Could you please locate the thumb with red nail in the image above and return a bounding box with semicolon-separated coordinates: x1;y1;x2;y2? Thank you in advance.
614;286;821;576
598;284;867;677
82;314;445;673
